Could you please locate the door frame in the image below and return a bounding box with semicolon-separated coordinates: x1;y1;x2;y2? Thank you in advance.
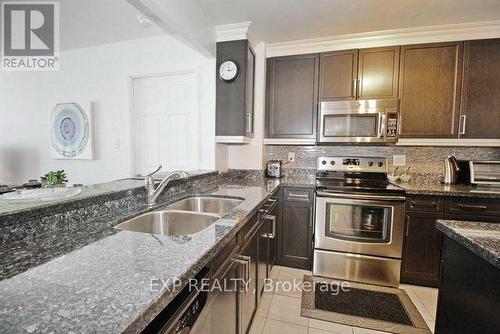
129;68;201;176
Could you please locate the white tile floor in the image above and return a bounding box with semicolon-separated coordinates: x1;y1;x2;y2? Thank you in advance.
250;266;439;334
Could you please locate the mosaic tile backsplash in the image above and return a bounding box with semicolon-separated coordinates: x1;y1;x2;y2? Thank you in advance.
265;145;500;180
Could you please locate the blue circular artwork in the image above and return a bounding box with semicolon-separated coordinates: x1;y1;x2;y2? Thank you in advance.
51;103;90;158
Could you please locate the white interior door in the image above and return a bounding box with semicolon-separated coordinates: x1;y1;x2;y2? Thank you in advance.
133;72;199;176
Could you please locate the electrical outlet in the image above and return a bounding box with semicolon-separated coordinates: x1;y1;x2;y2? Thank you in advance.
393;155;407;166
288;152;296;163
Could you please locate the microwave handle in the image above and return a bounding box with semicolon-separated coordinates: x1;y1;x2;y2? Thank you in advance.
378;113;386;138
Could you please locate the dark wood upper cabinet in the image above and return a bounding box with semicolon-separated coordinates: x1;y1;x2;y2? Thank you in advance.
357;46;400;99
216;40;255;139
460;38;500;139
319;47;399;101
319;50;358;100
398;42;463;138
266;54;319;139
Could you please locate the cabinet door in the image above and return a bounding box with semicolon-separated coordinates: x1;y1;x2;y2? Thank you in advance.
244;44;255;137
279;201;313;270
399;42;463;138
216;40;249;137
266;54;319;138
239;230;258;334
210;262;239;334
267;204;278;276
401;212;443;287
358;46;400;99
460;39;500;139
319;50;358;100
257;220;268;297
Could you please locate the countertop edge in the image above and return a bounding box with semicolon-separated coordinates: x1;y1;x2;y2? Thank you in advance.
436;220;500;269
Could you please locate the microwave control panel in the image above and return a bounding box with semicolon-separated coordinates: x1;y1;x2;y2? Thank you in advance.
386;112;398;138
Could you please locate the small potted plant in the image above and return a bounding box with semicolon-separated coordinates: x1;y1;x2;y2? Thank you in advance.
41;170;68;187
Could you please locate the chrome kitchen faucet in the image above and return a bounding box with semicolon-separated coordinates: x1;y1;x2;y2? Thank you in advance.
145;165;189;206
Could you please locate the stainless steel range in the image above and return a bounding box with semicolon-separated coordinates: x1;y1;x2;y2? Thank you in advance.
313;157;406;287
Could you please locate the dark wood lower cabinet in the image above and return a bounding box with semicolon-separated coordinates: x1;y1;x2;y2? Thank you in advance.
239;227;259;334
266;203;278;277
210;261;239;334
257;219;269;297
401;195;500;288
401;211;443;287
436;237;500;334
277;188;314;270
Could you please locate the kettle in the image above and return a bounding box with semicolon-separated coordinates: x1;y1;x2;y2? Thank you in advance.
443;156;460;184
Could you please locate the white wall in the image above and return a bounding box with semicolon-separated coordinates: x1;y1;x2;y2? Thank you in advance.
0;35;215;185
227;41;266;170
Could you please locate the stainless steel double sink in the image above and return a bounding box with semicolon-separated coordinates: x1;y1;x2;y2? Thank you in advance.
114;196;243;236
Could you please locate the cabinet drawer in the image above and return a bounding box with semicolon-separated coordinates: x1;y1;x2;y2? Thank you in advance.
238;213;260;244
446;197;500;216
406;196;443;212
284;188;313;203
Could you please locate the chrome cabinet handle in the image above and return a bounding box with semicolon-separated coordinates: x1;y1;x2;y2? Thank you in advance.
458;204;486;211
352;79;356;98
459;115;467;136
245;112;252;133
288;193;309;199
263;214;276;239
410;201;439;209
236;255;250;283
357;78;361;98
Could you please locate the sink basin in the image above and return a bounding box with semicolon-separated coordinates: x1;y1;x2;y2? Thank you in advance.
114;210;220;236
167;196;243;216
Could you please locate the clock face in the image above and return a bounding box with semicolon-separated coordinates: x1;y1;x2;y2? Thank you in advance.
219;60;239;82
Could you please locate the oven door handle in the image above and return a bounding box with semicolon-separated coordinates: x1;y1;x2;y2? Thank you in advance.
316;191;406;202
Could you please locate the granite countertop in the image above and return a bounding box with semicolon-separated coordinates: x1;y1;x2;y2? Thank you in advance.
0;171;217;218
436;220;500;269
395;182;500;198
0;177;308;334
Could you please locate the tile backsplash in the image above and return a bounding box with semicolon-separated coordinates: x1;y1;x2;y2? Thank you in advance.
265;145;500;176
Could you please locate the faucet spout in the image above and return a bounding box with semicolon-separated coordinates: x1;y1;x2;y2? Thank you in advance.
144;168;189;206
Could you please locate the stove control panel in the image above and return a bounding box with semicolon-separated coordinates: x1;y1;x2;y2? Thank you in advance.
317;157;387;173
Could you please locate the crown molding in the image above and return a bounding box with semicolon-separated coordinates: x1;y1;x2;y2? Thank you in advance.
215;21;258;48
267;20;500;57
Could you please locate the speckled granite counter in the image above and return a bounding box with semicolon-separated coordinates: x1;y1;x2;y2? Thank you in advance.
394;182;500;198
436;220;500;269
0;173;313;334
0;171;216;218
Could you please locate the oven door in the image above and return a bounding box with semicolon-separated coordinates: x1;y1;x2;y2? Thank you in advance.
315;193;405;258
318;109;386;143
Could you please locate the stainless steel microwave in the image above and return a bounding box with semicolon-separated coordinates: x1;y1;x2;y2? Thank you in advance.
318;99;400;144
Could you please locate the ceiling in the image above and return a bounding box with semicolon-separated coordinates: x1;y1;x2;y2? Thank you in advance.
60;0;165;50
195;0;500;42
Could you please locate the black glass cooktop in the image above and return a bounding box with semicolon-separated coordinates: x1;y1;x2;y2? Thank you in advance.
316;171;405;195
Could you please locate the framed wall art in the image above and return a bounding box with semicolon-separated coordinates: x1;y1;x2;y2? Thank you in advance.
51;102;94;160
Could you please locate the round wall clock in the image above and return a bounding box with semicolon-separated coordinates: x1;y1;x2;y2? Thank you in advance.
219;60;239;82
